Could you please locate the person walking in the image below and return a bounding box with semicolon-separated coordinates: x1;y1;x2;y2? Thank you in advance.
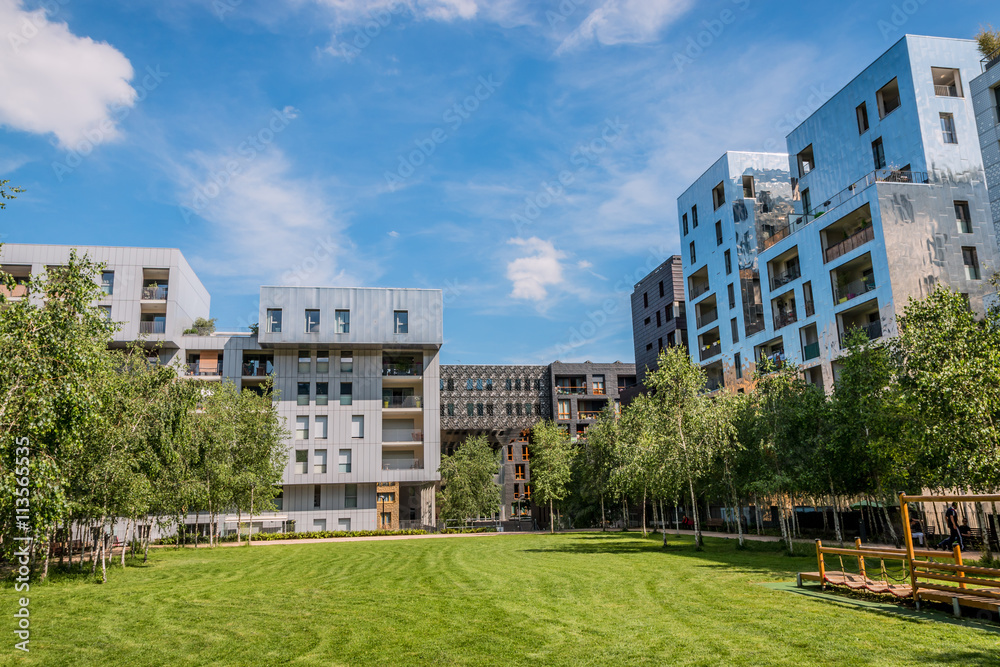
935;502;964;551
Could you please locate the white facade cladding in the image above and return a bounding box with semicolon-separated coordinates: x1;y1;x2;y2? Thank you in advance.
678;35;1000;392
971;48;1000;239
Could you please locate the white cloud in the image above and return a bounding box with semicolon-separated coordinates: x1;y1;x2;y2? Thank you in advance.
506;237;565;302
177;149;360;288
387;230;400;237
307;0;478;25
556;0;694;54
0;0;136;148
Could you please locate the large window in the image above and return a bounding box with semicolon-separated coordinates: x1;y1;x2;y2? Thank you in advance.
315;418;328;441
796;144;814;177
297;382;310;406
351;415;364;438
712;181;725;210
340;351;353;373
298;351;310;374
871;137;886;170
724;250;732;275
344;484;358;508
340;382;353;406
314;448;327;472
940;113;957;144
338;449;352;473
295;449;308;474
100;271;114;295
316;352;329;373
266;308;282;333
316;382;329;406
394;310;408;334
295;416;309;440
955;201;972;234
876;78;900;118
335;309;350;334
931;67;962;97
557;400;570;420
305;309;320;333
856;102;869;134
963;247;981;280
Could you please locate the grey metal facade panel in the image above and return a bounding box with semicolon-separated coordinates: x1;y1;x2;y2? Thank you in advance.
630;256;686;383
258;286;443;347
550;361;635;438
439;365;552;432
971;62;1000;235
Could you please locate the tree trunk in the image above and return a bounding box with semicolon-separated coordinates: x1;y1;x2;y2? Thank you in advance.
777;499;791;553
549;498;554;534
120;520;129;568
674;502;679;530
40;529;52;581
735;497;745;548
688;478;703;548
621;496;628;531
600;494;606;532
90;526;99;575
194;510;201;548
831;492;843;547
753;495;762;535
142;525;150;563
975;502;990;558
100;531;108;584
661;500;668;547
248;487;255;546
236;508;242;546
641;489;647;537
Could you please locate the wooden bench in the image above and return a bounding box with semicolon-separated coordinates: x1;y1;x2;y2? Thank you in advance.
705;518;726;531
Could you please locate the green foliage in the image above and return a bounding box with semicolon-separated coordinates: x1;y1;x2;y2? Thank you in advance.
0;179;23;209
437;434;501;523
183;317;217;335
975;24;1000;58
531;420;576;508
155;529;427;544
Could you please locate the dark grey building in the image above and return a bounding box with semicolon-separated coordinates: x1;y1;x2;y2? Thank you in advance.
631;256;686;384
550;361;635;441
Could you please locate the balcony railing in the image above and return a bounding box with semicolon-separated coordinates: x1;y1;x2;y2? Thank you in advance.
383;395;423;409
139;320;165;334
984;47;1000;72
824;225;875;263
802;342;820;361
382;459;423;471
383;430;423;443
773;310;797;330
770;266;801;291
141;285;169;300
555;385;587;395
186;361;222;376
592;386;605;395
689;280;710;299
934;84;961;97
834;276;876;304
840;320;883;347
242;360;273;376
382;363;423;376
705;377;724;392
578;411;602;420
699;342;721;361
696;309;718;328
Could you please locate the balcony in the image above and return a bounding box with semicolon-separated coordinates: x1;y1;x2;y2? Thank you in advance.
840;320;882;347
139;320;165;334
984;48;1000;72
825;225;874;263
141;285;169;300
770;266;801;291
382;362;423;377
699;342;721;361
555;380;587;395
773;310;797;330
934;85;961;97
802;342;820;361
834;276;876;305
383;428;423;443
578;410;602;420
241;357;274;377
382;458;423;471
696;308;718;329
383;395;423;409
689;280;710;299
185;361;222;376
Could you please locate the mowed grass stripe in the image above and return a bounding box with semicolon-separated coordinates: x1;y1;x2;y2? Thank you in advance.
3;532;999;666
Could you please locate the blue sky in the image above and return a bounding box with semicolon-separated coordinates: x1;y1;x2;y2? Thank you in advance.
0;0;991;364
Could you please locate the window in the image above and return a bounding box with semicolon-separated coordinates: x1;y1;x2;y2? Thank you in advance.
712;181;725;210
724;250;732;275
394;310;408;334
506;403;513;415
313;518;326;532
476;378;483;391
295;449;308;474
731;318;739;343
467;402;474;416
507;445;513;461
305;309;320;333
802;188;811;215
316;382;328;406
656;310;662;327
955;201;972;233
682;212;689;235
644;316;651;325
335;309;350;334
266;309;282;333
447;378;454;391
295;416;309;440
380;513;392;528
351;415;364;438
515;464;525;480
797;144;814;177
466;378;474;391
691;205;698;228
727;283;735;309
99;305;112;320
940;113;957;144
447;403;455;416
514;379;522;390
557;400;570;420
513;484;520;499
643;292;648;308
340;382;352;406
315;418;328;441
734;352;742;379
316;352;329;373
297;382;310;406
876;78;900;118
524;403;533;416
100;271;114;295
522;445;529;460
340;351;353;373
298;351;310;374
742;175;754;198
962;247;981;280
344;484;357;508
476;403;484;417
593;375;605;394
485;379;493;391
314;485;322;508
645;343;653;351
871;137;886;170
931;67;962;97
856;102;869;134
994;85;1000;117
666;303;674;320
659;280;664;298
658;337;663;351
338;449;352;473
689;241;696;264
715;220;723;245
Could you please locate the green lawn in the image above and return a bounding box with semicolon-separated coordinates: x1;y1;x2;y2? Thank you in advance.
3;532;999;666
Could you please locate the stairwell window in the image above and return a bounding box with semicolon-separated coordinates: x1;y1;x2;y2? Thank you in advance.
962;247;981;280
724;250;732;275
344;484;357;508
955;201;972;233
394;310;408;334
940;113;957;144
689;241;696;264
856;102;869;134
715;220;723;246
871;137;886;170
